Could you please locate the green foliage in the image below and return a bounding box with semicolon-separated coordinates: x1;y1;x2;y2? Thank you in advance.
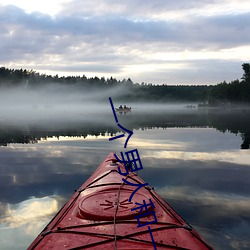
242;63;250;82
208;63;250;104
0;63;250;104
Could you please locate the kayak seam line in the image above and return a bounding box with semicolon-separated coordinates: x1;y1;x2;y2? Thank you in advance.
55;221;181;230
83;170;117;189
54;225;191;235
61;228;190;250
81;182;130;190
38;225;195;250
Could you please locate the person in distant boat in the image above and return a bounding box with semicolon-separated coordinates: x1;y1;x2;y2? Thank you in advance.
124;105;127;109
119;105;122;109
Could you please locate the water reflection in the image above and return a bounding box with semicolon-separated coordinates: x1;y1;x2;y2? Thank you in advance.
0;196;62;250
0;110;250;249
0;196;59;228
0;108;250;149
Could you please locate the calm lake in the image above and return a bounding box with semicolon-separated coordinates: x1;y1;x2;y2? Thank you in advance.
0;104;250;249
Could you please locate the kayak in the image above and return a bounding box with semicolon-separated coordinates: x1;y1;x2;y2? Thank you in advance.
28;152;213;249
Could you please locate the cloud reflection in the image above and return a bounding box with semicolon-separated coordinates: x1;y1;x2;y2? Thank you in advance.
157;186;250;216
156;186;250;249
0;196;62;249
0;126;249;249
0;196;59;229
146;150;250;167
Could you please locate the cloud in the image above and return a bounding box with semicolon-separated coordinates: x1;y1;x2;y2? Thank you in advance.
0;196;59;229
0;1;250;84
3;5;248;49
0;196;62;249
157;186;250;216
58;0;242;19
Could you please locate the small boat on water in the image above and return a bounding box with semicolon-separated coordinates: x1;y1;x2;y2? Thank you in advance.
28;153;213;249
115;106;132;113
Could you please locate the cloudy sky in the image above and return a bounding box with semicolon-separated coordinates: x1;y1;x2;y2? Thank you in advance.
0;0;250;85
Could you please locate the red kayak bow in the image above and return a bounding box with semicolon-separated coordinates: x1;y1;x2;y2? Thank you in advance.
28;152;213;249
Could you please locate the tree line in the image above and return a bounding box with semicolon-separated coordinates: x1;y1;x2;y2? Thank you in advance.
208;63;250;105
0;63;249;104
1;109;249;148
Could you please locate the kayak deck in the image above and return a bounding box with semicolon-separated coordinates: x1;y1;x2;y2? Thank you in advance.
28;153;213;249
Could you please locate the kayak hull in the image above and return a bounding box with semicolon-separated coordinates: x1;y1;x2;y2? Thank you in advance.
28;152;213;249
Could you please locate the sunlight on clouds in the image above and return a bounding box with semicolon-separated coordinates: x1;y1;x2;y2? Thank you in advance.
46;54;64;63
58;0;250;20
151;150;250;166
0;197;61;249
0;196;59;232
128;139;186;151
151;11;188;22
123;63;189;76
153;46;250;62
153;0;250;19
223;46;250;61
200;0;250;16
1;0;250;83
0;0;67;16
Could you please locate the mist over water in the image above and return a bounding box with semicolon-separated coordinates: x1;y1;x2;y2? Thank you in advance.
0;85;198;125
0;85;109;121
0;84;250;249
1;84;250;149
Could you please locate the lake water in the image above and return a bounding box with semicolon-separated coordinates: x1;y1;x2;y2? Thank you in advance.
0;104;250;249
